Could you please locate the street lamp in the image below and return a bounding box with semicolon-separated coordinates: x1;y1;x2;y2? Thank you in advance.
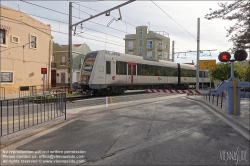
0;41;36;52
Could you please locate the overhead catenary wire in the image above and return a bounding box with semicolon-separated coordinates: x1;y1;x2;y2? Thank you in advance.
151;0;196;40
19;0;131;34
1;18;155;53
72;2;136;27
15;11;124;40
1;18;125;47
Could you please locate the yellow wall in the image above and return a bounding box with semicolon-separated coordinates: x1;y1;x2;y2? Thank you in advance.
0;5;53;94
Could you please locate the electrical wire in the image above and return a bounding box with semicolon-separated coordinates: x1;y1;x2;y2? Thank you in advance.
19;0;130;34
151;0;196;40
72;2;136;27
16;11;124;40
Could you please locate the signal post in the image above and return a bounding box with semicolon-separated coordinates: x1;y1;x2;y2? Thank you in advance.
210;50;249;115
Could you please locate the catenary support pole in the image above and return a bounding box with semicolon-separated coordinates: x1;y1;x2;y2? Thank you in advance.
196;18;200;90
68;2;73;93
172;41;175;62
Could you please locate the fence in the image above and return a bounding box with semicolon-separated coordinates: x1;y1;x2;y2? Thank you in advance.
203;93;227;110
0;92;66;137
19;85;68;98
0;87;5;100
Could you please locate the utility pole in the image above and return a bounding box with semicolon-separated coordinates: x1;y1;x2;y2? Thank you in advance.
172;41;175;62
68;2;73;93
196;18;200;90
68;0;135;93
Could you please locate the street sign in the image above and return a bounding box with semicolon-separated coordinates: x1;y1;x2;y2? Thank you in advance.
199;60;216;70
41;68;47;74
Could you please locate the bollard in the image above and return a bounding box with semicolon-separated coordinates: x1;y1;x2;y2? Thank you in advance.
217;95;219;106
106;96;108;107
221;97;223;108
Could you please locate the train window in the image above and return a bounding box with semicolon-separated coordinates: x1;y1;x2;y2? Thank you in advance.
106;61;111;74
128;64;136;75
199;71;203;77
116;61;127;75
173;68;178;77
165;67;176;76
137;64;142;75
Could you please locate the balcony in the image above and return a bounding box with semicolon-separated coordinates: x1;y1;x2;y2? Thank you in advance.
128;45;134;50
51;62;56;68
158;45;164;51
147;44;153;49
60;62;66;66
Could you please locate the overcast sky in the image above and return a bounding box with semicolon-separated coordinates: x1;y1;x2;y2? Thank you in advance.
2;0;245;64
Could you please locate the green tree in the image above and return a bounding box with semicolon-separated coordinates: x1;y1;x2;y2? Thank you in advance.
209;62;240;81
205;0;250;51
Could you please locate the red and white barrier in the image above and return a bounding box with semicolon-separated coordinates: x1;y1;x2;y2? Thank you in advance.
145;89;209;94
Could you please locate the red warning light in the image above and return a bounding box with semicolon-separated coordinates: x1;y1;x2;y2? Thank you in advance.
41;68;47;74
218;52;231;62
234;50;248;61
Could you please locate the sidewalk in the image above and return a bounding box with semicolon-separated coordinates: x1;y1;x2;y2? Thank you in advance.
187;95;250;135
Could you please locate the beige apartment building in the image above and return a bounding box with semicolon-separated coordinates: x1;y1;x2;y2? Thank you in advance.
124;26;170;60
0;5;53;94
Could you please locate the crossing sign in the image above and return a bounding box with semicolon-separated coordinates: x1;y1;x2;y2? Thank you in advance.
199;60;216;70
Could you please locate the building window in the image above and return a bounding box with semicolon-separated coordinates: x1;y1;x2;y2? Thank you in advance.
11;35;19;44
61;73;66;83
60;56;66;65
1;72;13;83
30;34;37;49
147;40;152;48
52;55;55;62
147;51;152;58
164;52;168;59
0;29;6;44
139;29;143;56
165;44;168;48
158;52;162;60
106;61;111;74
129;52;133;55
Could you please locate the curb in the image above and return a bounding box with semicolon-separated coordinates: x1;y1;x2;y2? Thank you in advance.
186;96;250;135
0;116;78;149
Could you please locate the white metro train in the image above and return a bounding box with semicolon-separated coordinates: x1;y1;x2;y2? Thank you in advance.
79;50;211;95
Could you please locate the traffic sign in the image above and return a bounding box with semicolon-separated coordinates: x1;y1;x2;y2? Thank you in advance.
41;68;47;74
199;60;216;70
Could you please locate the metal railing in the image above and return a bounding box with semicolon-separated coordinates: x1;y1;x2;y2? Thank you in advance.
0;92;66;137
60;62;66;66
19;86;37;98
0;87;5;100
158;45;164;50
147;44;153;49
203;93;227;109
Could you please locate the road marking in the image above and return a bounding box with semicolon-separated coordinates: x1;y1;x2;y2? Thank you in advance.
1;115;59;125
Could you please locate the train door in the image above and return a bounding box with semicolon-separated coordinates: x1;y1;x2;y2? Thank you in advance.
126;62;137;84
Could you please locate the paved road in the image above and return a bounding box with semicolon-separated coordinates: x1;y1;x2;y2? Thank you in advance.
3;95;248;165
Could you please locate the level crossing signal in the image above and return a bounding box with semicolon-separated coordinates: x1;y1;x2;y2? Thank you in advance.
218;50;248;62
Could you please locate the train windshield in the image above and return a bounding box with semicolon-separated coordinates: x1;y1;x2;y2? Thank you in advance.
83;65;93;71
81;51;99;75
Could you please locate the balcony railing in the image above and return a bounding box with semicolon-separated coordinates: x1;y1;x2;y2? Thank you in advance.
158;45;164;50
128;45;134;50
60;62;66;66
147;44;153;49
51;62;56;68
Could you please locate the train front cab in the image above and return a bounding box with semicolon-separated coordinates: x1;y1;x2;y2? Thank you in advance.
79;51;99;93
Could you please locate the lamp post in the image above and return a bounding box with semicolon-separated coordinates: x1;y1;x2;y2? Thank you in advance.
0;41;36;52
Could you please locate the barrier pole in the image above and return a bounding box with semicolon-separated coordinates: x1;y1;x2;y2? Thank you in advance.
233;79;237;115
